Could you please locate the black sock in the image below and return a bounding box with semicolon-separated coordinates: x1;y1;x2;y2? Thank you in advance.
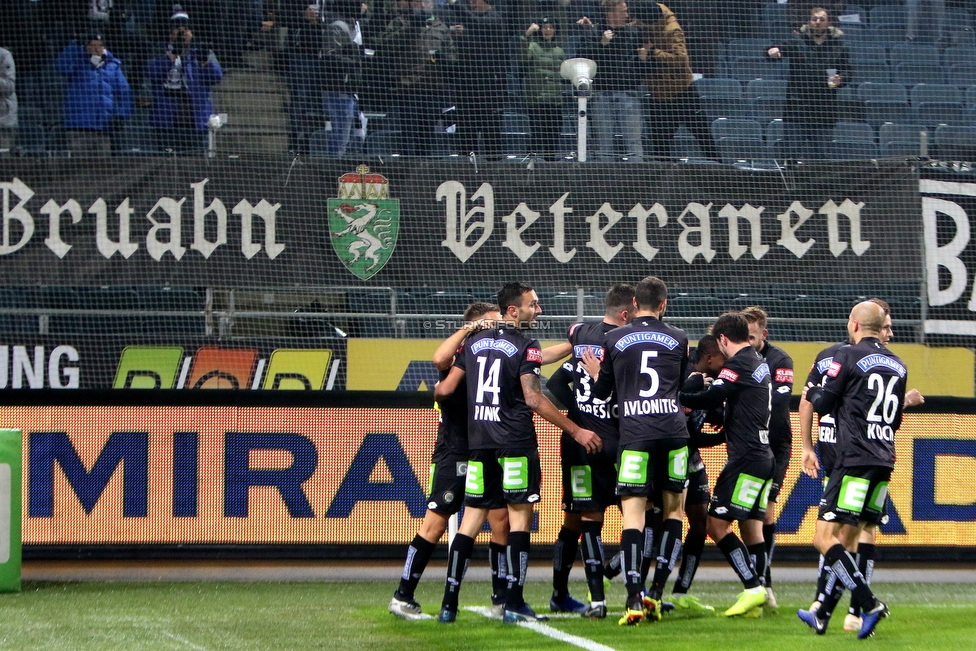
620;527;645;600
762;522;776;587
639;523;655;585
717;532;761;589
850;542;876;617
747;542;767;589
580;520;606;602
819;568;845;620
823;543;876;614
604;548;622;580
489;541;508;601
505;531;531;610
674;530;706;595
395;534;436;601
814;554;828;603
442;533;475;611
649;518;683;600
552;526;580;599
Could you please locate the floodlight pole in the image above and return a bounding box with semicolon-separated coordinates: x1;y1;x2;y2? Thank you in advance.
577;95;588;163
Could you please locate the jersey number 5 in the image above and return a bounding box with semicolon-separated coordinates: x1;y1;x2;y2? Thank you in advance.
639;351;659;398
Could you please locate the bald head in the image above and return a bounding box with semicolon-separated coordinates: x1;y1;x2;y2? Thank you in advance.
848;300;886;342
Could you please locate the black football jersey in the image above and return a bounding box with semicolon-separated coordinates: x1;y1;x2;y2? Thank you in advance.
592;316;689;447
807;337;906;470
804;342;846;472
565;320;621;443
761;341;794;445
432;367;469;463
454;323;543;450
680;346;773;463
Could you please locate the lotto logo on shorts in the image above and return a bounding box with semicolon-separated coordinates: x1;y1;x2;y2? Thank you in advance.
838;476;870;513
731;473;766;509
465;461;485;496
669;447;689;481
618;450;649;484
571;465;593;498
500;457;529;490
866;481;889;513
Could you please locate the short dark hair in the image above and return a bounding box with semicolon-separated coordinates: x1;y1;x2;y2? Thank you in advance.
810;6;830;19
635;276;668;311
711;312;750;344
740;306;768;330
464;301;498;321
867;297;890;316
605;283;636;314
497;281;534;313
696;334;721;357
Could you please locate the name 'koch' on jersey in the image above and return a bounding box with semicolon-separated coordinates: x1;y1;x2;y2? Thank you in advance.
568;321;620;442
604;317;689;446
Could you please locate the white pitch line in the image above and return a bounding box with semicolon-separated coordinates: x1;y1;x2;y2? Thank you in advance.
466;607;617;651
163;631;210;651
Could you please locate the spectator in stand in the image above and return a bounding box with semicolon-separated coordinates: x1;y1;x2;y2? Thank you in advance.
84;0;153;94
446;0;508;160
147;5;222;153
0;47;16;153
284;0;325;154
579;0;646;161
318;0;365;158
766;6;849;161
639;2;719;161
373;0;456;156
55;32;133;154
521;17;566;160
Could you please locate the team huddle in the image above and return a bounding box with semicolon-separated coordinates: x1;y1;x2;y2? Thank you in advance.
388;278;920;640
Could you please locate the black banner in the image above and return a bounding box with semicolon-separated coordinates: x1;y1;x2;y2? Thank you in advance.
0;157;920;290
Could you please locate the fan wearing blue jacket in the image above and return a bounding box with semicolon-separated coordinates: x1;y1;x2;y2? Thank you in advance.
54;32;133;154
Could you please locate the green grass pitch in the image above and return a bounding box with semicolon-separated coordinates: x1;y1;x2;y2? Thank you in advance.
2;580;975;650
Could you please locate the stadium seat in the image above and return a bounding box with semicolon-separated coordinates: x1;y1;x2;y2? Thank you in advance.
878;123;926;157
944;46;976;68
712;117;763;142
828;140;878;160
727;57;788;82
745;79;786;122
868;5;906;29
726;39;771;60
852;63;891;84
671;126;705;159
695;77;745;120
833;121;875;142
766;119;784;157
863;101;912;127
849;43;887;65
966;86;976;110
945;8;974;31
858;82;908;103
933;125;976;160
365;130;402;157
666;294;722;319
892;63;943;86
910;84;963;107
309;129;331;157
947;64;976;88
889;43;940;68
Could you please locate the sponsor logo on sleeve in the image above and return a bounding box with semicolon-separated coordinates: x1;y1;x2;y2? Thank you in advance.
718;368;739;382
826;361;842;378
775;368;794;384
526;347;543;363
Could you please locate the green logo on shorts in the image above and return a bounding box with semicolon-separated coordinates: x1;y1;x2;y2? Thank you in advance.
500;457;529;490
669;447;689;481
571;465;593;498
731;473;766;509
838;476;870;513
618;450;649;484
465;461;485;496
866;481;889;513
429;463;436;493
759;477;773;510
